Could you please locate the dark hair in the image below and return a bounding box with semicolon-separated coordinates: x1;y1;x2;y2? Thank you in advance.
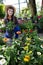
6;6;15;20
7;6;14;14
4;6;18;24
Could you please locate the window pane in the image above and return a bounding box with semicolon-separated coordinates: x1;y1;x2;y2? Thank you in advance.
20;0;26;3
3;0;18;5
13;0;18;4
13;4;19;9
20;3;27;10
16;8;19;13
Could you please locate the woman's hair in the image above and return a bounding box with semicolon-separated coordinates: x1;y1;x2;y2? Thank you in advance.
6;6;15;20
4;6;18;25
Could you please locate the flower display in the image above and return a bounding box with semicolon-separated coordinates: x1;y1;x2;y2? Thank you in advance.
23;46;28;51
0;20;5;27
24;55;30;62
26;37;31;41
40;44;43;48
0;59;6;65
37;52;41;56
0;20;43;65
6;21;15;31
25;42;30;46
0;55;5;58
29;51;32;54
3;38;10;42
29;29;33;33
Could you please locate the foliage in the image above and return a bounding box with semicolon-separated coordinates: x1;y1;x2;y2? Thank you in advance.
0;20;43;65
18;7;31;18
40;10;43;16
38;16;43;29
0;20;15;32
19;20;33;30
0;37;5;45
0;19;6;32
0;4;5;18
6;21;15;31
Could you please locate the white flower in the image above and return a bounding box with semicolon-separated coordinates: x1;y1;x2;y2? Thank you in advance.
39;38;43;41
37;52;41;56
2;19;4;22
15;41;17;43
2;47;6;51
2;24;5;27
40;44;43;48
0;59;6;65
0;55;5;58
0;20;4;24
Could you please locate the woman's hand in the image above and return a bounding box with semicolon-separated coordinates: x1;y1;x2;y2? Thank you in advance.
16;31;21;34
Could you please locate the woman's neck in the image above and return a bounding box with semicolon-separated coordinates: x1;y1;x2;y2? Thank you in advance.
8;16;12;20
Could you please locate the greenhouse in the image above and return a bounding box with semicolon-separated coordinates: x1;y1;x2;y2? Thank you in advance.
0;0;43;65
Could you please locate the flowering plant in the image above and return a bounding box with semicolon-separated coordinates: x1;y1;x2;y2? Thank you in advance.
6;21;15;31
0;19;5;32
0;20;43;65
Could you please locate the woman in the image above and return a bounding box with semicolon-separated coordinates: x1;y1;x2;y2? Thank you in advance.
4;5;21;39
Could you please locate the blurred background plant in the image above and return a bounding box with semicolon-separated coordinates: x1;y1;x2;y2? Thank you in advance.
0;4;5;19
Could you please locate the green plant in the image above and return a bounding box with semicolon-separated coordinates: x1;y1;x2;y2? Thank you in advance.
0;37;5;45
6;21;15;31
0;20;43;65
0;4;5;18
18;7;31;18
38;16;43;29
0;20;6;32
19;20;33;30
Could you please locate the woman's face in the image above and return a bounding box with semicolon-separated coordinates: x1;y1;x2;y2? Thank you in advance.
7;9;14;16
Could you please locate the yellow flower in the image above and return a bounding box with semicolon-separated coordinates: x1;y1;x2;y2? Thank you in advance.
24;58;29;62
29;51;32;54
26;38;31;41
25;43;30;45
23;46;28;50
24;55;30;62
3;38;9;42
